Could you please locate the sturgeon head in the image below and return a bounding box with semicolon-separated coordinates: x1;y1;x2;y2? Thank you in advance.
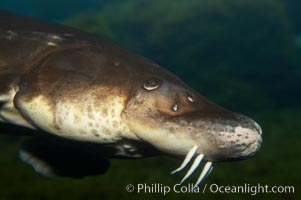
121;66;262;185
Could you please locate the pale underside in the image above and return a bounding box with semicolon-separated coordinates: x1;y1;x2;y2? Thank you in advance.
0;81;212;185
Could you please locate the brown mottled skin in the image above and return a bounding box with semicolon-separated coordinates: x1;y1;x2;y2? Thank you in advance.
0;9;262;178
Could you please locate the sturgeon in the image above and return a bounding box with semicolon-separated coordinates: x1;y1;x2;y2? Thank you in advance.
0;10;262;185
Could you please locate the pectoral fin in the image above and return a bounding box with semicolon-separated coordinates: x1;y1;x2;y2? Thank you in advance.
19;137;110;178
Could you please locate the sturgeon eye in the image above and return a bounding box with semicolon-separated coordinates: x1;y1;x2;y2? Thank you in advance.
144;78;161;91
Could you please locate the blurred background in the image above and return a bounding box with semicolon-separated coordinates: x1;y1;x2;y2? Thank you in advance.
0;0;300;199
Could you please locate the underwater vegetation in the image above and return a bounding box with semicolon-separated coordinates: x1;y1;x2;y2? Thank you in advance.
0;0;300;199
65;0;301;112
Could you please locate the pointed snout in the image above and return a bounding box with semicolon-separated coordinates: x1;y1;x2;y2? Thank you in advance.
173;112;263;161
211;115;263;161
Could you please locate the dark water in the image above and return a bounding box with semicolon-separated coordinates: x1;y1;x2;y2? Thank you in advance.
0;0;300;199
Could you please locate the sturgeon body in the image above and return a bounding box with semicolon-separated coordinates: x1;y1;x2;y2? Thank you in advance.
0;10;262;185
